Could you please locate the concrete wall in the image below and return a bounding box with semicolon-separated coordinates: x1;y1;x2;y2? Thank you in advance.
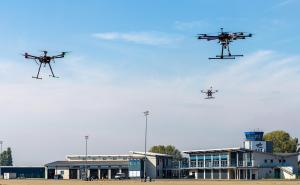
253;152;298;171
146;156;157;179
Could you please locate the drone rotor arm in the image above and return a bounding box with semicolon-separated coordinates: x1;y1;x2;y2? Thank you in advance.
197;35;218;41
52;51;69;59
52;55;63;59
24;54;39;60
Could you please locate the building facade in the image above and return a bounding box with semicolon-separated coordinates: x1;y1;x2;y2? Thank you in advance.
0;166;45;179
183;131;299;180
45;151;173;180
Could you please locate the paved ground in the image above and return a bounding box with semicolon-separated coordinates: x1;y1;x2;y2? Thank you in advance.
0;180;300;185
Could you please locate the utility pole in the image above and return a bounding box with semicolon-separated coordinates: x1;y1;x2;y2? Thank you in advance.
85;135;89;180
143;111;149;182
0;141;3;154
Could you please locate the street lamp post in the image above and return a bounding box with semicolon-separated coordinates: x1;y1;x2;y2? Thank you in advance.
143;111;149;182
0;141;3;154
85;135;89;180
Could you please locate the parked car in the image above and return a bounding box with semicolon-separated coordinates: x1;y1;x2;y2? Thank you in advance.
89;175;99;181
183;174;195;179
54;174;63;180
114;173;126;180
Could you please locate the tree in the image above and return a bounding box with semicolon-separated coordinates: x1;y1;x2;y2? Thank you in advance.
0;147;13;166
263;130;298;153
149;145;182;160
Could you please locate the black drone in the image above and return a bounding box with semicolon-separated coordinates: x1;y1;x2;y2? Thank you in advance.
23;51;68;79
201;87;218;99
197;28;252;59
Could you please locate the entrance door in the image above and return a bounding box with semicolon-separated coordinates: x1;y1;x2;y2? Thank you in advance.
69;169;78;179
274;169;280;179
90;169;98;180
100;169;108;179
47;169;55;179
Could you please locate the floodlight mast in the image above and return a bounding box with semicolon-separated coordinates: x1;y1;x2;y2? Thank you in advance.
0;140;3;154
143;111;149;182
84;135;89;180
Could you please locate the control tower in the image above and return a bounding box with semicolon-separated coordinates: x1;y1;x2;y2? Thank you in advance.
243;131;273;153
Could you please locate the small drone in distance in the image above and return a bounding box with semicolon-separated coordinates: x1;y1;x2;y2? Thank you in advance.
23;51;68;79
201;86;218;99
197;28;252;60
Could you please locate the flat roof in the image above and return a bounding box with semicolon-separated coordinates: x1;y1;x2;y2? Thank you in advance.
67;154;129;158
129;151;173;157
45;160;128;167
183;147;251;154
0;166;44;168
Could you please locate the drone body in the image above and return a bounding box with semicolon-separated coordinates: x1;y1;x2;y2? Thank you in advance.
197;28;252;60
24;51;67;79
201;86;218;99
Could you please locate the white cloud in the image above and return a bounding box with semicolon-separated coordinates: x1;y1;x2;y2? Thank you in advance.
1;50;300;165
206;51;300;94
92;31;183;46
276;0;295;7
269;0;296;10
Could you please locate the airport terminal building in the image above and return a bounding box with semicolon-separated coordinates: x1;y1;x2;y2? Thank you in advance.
1;131;298;180
183;131;299;180
44;131;299;180
45;151;173;180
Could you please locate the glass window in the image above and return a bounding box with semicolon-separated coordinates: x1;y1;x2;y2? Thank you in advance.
264;159;267;163
190;155;197;161
191;161;196;167
213;161;219;167
197;155;204;160
205;155;212;160
213;154;219;160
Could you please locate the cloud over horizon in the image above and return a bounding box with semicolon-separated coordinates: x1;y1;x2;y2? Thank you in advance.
92;31;183;46
0;50;300;166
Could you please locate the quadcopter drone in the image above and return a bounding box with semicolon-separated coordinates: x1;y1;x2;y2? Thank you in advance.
201;87;218;99
197;28;252;60
23;51;68;79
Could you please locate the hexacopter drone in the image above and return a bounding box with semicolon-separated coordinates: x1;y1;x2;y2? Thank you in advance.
201;86;218;99
23;51;68;79
197;28;252;60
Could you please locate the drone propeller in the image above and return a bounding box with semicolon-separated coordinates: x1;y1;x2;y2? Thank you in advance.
39;50;48;56
61;51;71;56
233;32;253;37
219;28;230;34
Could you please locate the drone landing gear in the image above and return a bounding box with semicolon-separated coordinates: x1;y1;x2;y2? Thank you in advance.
209;43;243;60
33;63;43;80
49;75;59;78
48;63;59;78
32;76;42;80
209;56;235;60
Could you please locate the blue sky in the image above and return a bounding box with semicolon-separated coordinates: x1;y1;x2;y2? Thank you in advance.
0;0;299;80
0;0;299;165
